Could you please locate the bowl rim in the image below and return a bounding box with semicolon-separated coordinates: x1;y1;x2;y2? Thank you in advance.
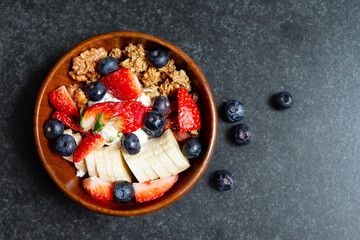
33;31;217;216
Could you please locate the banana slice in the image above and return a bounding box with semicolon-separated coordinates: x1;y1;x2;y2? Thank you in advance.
85;151;98;177
112;149;132;183
104;148;116;182
94;148;110;181
148;139;180;175
141;143;172;178
156;129;190;172
121;148;149;183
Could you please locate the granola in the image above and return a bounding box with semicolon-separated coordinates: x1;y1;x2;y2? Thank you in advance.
69;47;107;82
108;48;122;60
120;44;148;76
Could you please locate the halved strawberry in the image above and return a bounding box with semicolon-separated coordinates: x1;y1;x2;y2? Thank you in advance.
178;88;201;133
83;177;114;201
49;86;80;118
99;101;150;133
73;133;105;163
100;68;142;101
133;175;178;203
52;111;90;134
80;102;117;131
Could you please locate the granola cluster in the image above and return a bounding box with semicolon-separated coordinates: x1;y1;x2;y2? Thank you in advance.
69;47;107;82
68;44;192;99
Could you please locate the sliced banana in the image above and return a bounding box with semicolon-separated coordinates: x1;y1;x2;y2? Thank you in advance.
111;148;132;183
85;151;98;177
121;148;149;183
94;148;110;181
104;148;116;182
141;143;172;178
148;139;180;175
156;129;190;172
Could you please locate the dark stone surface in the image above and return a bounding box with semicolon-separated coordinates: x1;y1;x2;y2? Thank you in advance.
1;0;360;239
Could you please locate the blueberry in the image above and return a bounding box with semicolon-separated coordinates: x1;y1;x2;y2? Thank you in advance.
144;127;164;138
122;133;141;155
86;81;106;101
54;134;77;156
214;170;235;191
275;92;294;110
148;49;170;68
43;119;64;139
98;56;118;75
153;96;171;115
225;100;245;122
144;111;165;131
113;181;135;203
234;124;252;146
182;138;201;159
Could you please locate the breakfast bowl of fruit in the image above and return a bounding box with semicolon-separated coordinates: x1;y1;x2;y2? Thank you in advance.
33;32;217;216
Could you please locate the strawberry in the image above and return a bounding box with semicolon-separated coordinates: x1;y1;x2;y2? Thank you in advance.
49;86;80;118
82;177;114;201
99;101;150;133
133;175;178;203
73;133;105;163
100;68;142;101
52;111;90;134
178;88;201;133
80;102;117;131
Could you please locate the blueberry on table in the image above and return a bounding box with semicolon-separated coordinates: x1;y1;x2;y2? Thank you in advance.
54;134;77;156
153;95;171;115
113;181;135;203
86;81;107;101
43;119;64;139
148;49;170;68
234;124;252;146
225;100;245;122
122;133;141;155
144;111;165;131
98;56;118;75
145;127;164;138
275;92;294;110
214;170;235;191
182;138;201;159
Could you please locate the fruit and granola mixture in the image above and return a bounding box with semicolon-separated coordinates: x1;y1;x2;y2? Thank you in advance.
43;44;202;203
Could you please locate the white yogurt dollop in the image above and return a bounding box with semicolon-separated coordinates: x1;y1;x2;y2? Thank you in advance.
76;170;86;178
99;125;123;148
133;128;149;144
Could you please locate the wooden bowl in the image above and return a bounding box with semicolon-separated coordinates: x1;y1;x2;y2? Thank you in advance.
33;32;217;216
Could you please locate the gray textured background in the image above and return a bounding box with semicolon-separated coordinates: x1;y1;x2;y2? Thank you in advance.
1;0;360;239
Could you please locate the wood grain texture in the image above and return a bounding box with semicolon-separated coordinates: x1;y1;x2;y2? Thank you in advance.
33;31;217;216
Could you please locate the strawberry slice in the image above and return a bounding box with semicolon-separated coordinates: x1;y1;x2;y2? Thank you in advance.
178;88;201;133
73;133;105;163
133;175;178;203
99;101;150;133
100;68;142;101
52;111;90;134
80;102;117;131
83;177;114;201
49;86;80;119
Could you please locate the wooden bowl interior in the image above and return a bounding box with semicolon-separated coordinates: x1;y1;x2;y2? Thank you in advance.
34;32;217;216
